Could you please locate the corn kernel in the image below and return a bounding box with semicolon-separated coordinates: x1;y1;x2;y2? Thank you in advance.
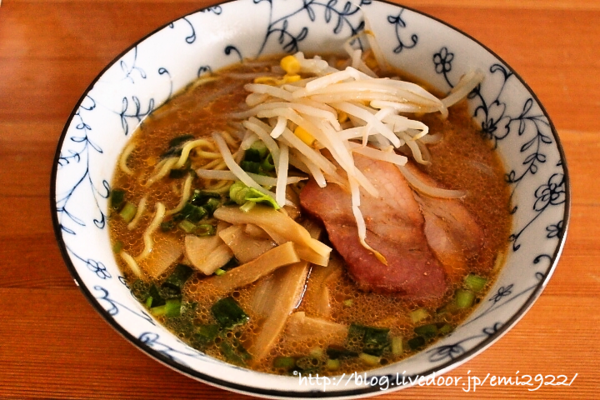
253;76;279;85
283;74;301;83
280;55;301;74
294;126;316;146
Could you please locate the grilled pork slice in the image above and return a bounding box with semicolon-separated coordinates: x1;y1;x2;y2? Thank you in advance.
300;154;447;301
408;166;485;284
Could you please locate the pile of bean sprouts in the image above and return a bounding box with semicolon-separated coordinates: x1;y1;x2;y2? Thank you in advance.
216;37;483;261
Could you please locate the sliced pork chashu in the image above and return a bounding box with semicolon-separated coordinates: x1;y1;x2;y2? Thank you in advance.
300;154;447;301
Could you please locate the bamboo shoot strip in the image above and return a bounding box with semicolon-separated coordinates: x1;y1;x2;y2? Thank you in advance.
286;218;328;266
207;242;300;293
285;312;348;341
143;235;183;279
302;254;344;317
248;219;320;360
218;224;277;263
249;273;277;318
213;205;331;260
184;222;233;275
249;261;310;361
260;224;329;267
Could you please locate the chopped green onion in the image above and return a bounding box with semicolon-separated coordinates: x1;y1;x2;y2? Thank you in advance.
343;299;353;307
150;305;166;316
239;200;256;213
211;297;249;329
164;299;182;317
163;302;196;337
234;340;253;361
244;188;279;209
410;308;429;324
358;352;380;366
241;142;273;174
214;268;226;276
194;224;217;236
436;302;457;316
148;285;165;308
112;240;123;254
161;135;194;159
160;147;182;159
168;168;189;179
273;356;296;370
180;301;198;317
229;181;249;205
261;153;275;171
250;140;268;158
347;324;390;356
158;285;180;301
309;347;324;359
229;181;279;209
176;203;207;223
464;274;488;292
219;341;247;366
347;324;366;351
168;134;195;148
145;296;153;309
178;219;196;233
119;202;137;223
110;189;126;210
243;148;262;163
131;280;150;302
326;346;358;360
219;340;252;366
163;264;194;293
325;359;341;370
165;316;194;338
414;324;438;338
363;327;390;356
455;289;475;309
203;198;221;216
439;324;453;335
391;336;403;356
407;336;426;350
190;189;221;206
240;201;256;212
240;160;262;174
191;324;219;349
160;221;176;232
295;356;322;372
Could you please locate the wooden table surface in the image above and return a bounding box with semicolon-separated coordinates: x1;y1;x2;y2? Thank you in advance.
1;0;598;398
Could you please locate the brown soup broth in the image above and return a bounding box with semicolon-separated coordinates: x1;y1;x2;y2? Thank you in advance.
109;56;511;375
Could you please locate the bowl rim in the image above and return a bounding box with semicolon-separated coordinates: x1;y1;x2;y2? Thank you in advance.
50;0;571;398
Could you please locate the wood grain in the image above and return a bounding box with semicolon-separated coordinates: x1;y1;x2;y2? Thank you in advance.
1;0;598;398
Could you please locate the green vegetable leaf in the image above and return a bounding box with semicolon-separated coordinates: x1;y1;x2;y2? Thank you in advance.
110;189;126;211
229;181;280;209
211;297;249;329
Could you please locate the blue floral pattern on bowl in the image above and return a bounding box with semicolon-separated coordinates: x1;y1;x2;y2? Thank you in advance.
51;0;569;397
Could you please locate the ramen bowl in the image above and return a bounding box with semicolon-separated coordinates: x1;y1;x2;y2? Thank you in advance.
51;0;569;397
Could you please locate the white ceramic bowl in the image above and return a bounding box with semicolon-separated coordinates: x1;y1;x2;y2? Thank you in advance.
51;0;569;398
